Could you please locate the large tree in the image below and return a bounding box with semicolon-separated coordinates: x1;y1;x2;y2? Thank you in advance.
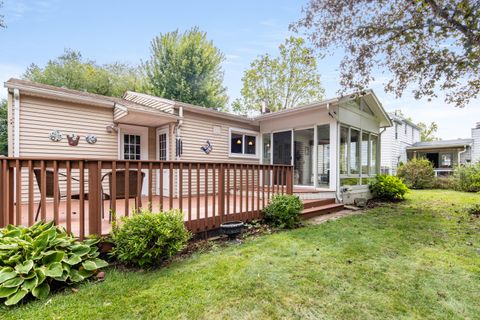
417;121;441;141
143;27;228;110
233;36;324;114
0;99;7;156
24;49;143;97
293;0;480;107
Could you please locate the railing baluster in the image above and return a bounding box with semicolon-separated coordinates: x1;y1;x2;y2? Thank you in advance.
66;160;72;234
239;164;243;221
179;163;183;213
125;162;130;217
40;160;47;221
15;160;22;226
159;162;164;211
196;163;200;232
148;162;153;210
246;164;249;221
0;159;5;227
136;161;142;210
188;163;192;226
204;163;208;231
53;160;59;225
226;164;230;218
169;163;173;210
212;163;216;226
111;161;117;217
79;161;85;240
28;160;34;226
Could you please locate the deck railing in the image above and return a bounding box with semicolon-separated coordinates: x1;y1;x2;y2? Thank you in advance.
0;158;293;238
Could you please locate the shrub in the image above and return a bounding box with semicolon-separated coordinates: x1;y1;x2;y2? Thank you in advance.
112;209;190;267
454;162;480;192
466;203;480;216
262;194;304;229
396;158;435;189
369;174;408;201
431;176;458;190
0;221;108;306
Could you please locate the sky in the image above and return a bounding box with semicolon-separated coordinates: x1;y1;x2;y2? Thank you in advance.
0;0;479;140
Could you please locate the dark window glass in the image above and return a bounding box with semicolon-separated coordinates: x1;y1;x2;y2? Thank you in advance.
231;133;243;154
245;135;256;154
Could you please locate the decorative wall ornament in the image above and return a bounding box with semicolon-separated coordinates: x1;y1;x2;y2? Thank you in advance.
49;129;63;142
67;134;80;146
86;134;98;144
200;140;213;154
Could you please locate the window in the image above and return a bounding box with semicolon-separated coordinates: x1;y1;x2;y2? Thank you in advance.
124;134;141;160
395;123;398;140
441;153;452;168
230;129;258;157
339;126;378;186
339;126;348;174
262;133;271;164
350;128;360;174
404;123;408;134
317;125;330;187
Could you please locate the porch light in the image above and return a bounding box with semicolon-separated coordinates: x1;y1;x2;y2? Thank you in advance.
236;139;242;145
248;140;254;146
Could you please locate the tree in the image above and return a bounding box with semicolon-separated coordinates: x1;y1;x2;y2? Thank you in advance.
293;0;480;107
0;1;6;29
233;37;324;114
417;121;440;141
143;27;228;110
23;49;143;97
0;99;7;156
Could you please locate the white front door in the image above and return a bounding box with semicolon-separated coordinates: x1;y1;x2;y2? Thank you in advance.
156;127;169;196
119;125;149;195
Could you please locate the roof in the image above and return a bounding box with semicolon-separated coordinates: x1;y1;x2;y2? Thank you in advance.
5;78;392;127
407;139;473;151
387;112;421;130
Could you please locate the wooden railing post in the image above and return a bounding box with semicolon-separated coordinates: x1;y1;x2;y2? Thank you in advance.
286;166;293;195
8;164;14;226
87;161;102;236
218;163;225;223
0;159;6;227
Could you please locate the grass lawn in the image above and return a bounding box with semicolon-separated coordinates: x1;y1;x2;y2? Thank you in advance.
1;190;480;319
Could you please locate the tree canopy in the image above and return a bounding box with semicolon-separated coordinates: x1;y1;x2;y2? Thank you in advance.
233;36;324;114
23;49;143;97
293;0;480;107
417;121;441;141
143;27;228;110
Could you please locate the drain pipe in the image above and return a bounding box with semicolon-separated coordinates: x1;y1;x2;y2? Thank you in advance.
174;106;184;160
458;145;468;165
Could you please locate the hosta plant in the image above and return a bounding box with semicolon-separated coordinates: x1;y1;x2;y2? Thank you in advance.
0;221;108;306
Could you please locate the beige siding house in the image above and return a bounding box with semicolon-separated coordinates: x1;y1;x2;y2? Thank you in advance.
4;78;392;204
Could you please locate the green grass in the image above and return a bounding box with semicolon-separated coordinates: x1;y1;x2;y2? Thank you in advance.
2;190;480;319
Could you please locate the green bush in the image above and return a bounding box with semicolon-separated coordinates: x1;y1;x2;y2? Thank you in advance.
112;209;190;267
431;176;458;190
466;203;480;216
454;162;480;192
369;174;408;201
397;158;435;189
262;194;304;229
0;221;108;306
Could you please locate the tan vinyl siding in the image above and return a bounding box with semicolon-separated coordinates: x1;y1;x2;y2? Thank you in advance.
176;111;261;197
18;95;117;158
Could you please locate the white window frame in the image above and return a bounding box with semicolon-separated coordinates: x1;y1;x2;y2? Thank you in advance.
228;127;260;159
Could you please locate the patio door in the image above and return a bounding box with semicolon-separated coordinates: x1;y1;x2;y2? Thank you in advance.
272;130;292;185
156;127;169;196
120;125;149;195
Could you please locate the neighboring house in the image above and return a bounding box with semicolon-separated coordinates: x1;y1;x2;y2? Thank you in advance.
381;111;421;175
406;139;474;176
4;78;391;204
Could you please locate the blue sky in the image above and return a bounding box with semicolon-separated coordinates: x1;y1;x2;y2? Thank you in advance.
1;0;479;139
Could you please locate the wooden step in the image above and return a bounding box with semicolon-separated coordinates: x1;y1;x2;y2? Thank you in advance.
301;203;344;219
302;198;336;209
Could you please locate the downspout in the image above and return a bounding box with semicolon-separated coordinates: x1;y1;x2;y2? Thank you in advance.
13;89;20;157
458;145;468;165
327;103;342;203
175;106;184;161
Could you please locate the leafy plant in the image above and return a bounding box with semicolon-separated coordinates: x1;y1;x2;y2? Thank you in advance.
454;162;480;192
0;221;108;306
262;194;304;229
369;174;408;201
397;158;435;189
432;176;458;190
111;209;191;267
466;203;480;217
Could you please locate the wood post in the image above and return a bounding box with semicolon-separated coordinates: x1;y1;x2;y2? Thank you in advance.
286;166;293;195
218;163;225;223
87;161;102;235
0;159;6;227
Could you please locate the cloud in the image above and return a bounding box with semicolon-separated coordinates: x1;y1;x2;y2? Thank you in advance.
3;0;58;22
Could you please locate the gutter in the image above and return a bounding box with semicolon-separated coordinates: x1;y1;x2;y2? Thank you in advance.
458;145;468;164
13;89;20;157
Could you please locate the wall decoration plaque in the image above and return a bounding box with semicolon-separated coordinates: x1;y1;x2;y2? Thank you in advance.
86;134;97;144
67;134;80;146
49;129;63;142
200;140;213;154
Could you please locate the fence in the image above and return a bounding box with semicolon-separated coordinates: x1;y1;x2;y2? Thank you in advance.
0;158;293;238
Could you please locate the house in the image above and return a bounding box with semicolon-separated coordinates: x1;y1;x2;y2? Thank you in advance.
380;111;421;175
4;78;391;210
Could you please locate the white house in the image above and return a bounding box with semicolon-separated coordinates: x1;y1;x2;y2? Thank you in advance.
381;111;421;175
